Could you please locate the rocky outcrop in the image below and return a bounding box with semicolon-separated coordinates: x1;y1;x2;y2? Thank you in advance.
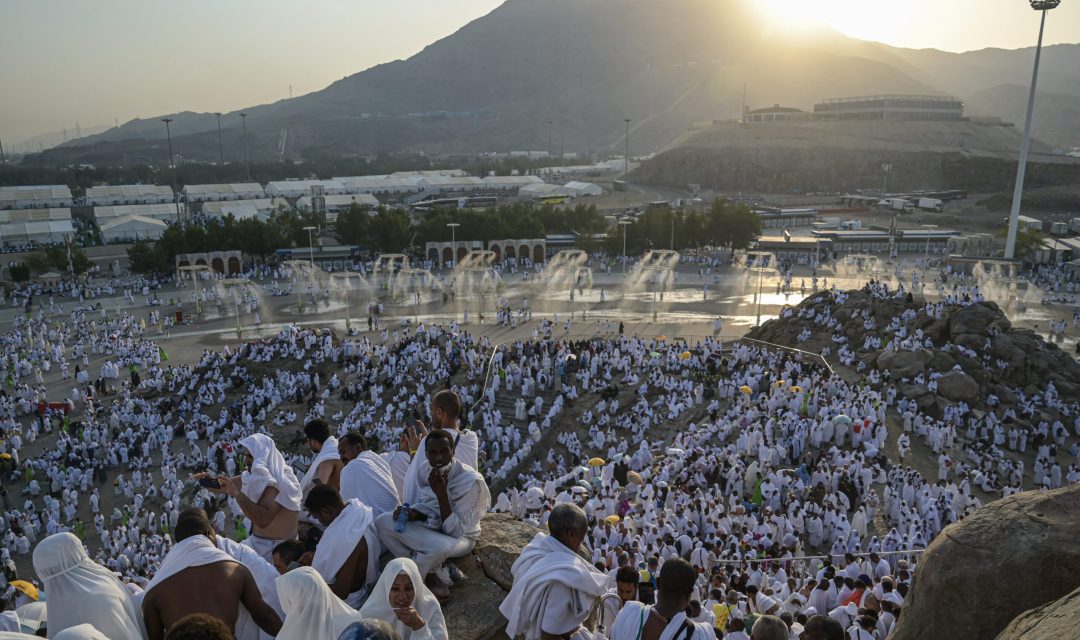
747;290;1080;416
446;513;538;640
995;587;1080;640
890;484;1080;640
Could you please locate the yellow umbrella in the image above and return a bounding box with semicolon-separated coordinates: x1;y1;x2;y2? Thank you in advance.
679;351;692;360
588;457;606;467
606;515;621;524
790;386;802;393
0;453;11;460
656;335;667;341
739;385;753;395
10;580;39;602
773;380;786;387
627;471;643;485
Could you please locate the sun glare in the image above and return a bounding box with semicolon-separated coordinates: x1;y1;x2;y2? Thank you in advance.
758;0;913;44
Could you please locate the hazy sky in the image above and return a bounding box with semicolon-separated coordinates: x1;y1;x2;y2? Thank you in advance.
1;0;1078;148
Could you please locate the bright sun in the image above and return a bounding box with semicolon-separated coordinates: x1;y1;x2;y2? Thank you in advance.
758;0;907;44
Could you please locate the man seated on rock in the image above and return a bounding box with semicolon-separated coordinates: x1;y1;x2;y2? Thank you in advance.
338;430;401;517
205;433;302;562
500;502;613;639
142;509;282;640
298;419;343;494
609;558;713;639
375;429;489;600
305;484;380;607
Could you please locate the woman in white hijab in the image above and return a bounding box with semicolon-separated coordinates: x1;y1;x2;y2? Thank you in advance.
275;567;364;640
52;624;111;640
32;532;147;640
359;558;447;639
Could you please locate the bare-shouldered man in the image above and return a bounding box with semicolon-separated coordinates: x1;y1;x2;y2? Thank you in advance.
142;509;281;640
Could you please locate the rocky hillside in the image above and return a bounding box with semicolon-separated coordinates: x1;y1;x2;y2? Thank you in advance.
747;290;1080;417
890;483;1080;640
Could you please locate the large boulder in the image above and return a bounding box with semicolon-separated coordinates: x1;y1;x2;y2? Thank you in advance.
876;349;933;378
446;513;539;640
890;484;1080;640
995;587;1080;640
949;301;1008;338
936;370;979;402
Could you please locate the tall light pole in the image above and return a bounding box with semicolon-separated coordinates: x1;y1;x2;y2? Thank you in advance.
923;224;938;262
618;220;631;274
303;226;317;267
559;110;565;161
239;113;250;181
161;118;181;223
1005;0;1061;260
546;120;553;159
881;163;892;194
623;118;632;203
215;112;224;167
446;223;460;269
670;210;676;250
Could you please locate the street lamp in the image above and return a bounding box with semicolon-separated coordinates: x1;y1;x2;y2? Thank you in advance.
303;226;317;267
161;118;181;223
618;220;632;274
178;264;210;318
215;113;224;167
239;112;250;181
222;278;251;340
1005;0;1061;259
923;224;938;262
446;223;460;269
623;118;632;203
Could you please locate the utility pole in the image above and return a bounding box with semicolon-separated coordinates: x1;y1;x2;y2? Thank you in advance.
559;110;565;161
547;120;553;159
0;137;5;165
215;113;224;167
624;118;632;203
161;118;181;223
239;113;250;180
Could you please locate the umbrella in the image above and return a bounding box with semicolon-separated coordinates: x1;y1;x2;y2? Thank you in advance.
773;380;786;387
10;580;39;602
650;351;661;358
666;447;685;456
606;515;621;524
656;335;667;341
679;351;692;360
0;453;11;460
626;471;643;485
588;457;606;467
739;385;753;395
571;486;587;494
790;386;802;393
834;415;853;425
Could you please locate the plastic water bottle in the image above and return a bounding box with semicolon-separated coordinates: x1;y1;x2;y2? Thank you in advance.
395;503;409;533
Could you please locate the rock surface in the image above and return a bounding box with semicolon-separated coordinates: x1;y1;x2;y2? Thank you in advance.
889;484;1080;640
995;587;1080;640
445;513;539;640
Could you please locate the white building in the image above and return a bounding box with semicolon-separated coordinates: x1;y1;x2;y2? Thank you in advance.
94;204;179;225
296;194;379;220
99;215;169;243
0;185;73;210
482;175;544;193
201;198;289;221
183;183;266;202
563;181;603;197
265;179;347;198
85;184;174;206
0;208;74;245
333;175;426;196
518;181;602;200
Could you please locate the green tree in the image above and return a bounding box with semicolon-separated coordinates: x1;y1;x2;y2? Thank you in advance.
996;227;1043;262
335;204;373;246
7;263;30;282
707;199;761;250
367;208;413;253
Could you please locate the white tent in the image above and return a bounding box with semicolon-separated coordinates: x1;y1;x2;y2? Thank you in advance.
183;183;266;202
0;185;73;210
265;180;347;198
94;204;178;224
201;198;288;220
564;181;603;197
100;215;168;242
85;184;174;206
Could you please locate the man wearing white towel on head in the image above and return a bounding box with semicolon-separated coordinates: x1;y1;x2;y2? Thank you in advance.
338;430;401;518
208;433;302;562
500;503;613;640
376;428;489;600
305;484;381;608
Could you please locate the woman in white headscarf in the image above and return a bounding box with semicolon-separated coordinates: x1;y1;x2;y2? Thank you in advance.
32;532;147;640
275;567;364;640
52;624;111;640
359;558;447;639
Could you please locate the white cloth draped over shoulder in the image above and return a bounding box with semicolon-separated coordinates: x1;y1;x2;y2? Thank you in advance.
609;602;715;640
359;558;447;640
216;535;285;639
311;499;380;604
144;535;260;640
409;458;489;540
275;567;364;640
299;436;340;495
52;624;112;640
239;434;303;510
402;429;478;505
340;451;400;517
32;532;147;640
499;533;613;640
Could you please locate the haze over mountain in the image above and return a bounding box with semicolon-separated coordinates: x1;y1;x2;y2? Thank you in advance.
29;0;1080;166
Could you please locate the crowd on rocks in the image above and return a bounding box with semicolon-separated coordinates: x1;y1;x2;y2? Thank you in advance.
0;271;1074;638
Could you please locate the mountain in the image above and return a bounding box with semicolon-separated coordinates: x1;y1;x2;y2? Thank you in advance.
26;0;1080;166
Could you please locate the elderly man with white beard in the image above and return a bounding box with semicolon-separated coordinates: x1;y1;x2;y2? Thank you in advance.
375;429;489;600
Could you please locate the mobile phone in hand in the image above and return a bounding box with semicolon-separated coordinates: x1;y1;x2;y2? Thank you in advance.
198;477;222;490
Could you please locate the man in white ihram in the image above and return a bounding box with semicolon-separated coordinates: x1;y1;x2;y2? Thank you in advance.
500;502;613;640
375;428;489;600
